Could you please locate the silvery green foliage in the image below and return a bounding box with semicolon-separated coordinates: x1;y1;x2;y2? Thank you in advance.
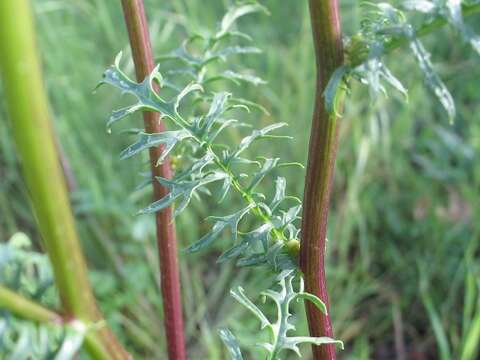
327;1;480;122
0;316;86;360
0;233;53;294
403;0;480;54
0;233;86;359
100;4;302;272
100;2;342;357
101;53;304;272
224;271;343;360
158;2;269;88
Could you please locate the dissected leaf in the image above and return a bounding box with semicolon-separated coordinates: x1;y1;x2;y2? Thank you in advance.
185;204;254;253
230;286;270;329
159;44;203;68
351;42;408;101
120;130;192;164
237;241;297;271
282;336;344;356
100;56;206;130
201;92;231;136
139;172;227;217
277;205;302;229
206;70;266;86
247;158;280;192
217;241;250;263
218;223;273;263
345;2;462;122
230;271;343;358
174;152;216;181
212;46;262;61
233;123;288;158
100;56;171;128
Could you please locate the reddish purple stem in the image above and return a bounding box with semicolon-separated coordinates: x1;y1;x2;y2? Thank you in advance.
300;1;344;359
120;1;187;359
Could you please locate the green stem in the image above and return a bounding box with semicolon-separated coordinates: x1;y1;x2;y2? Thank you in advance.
0;285;62;324
0;0;129;358
300;1;344;360
0;285;117;360
212;151;287;243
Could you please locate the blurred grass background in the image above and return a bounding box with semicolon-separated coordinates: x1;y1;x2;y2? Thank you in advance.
0;0;479;359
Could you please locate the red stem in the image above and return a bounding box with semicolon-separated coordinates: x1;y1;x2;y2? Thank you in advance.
300;1;343;360
119;1;187;359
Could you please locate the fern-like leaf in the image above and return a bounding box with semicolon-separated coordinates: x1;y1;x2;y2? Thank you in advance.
230;271;343;359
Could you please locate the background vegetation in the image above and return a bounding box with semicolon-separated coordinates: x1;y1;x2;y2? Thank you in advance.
0;0;479;358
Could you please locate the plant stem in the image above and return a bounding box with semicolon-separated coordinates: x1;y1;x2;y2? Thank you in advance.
300;1;343;360
0;285;118;360
119;1;187;359
0;285;62;324
0;1;129;358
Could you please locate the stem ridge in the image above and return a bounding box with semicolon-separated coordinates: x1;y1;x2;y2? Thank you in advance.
300;1;344;359
119;1;187;359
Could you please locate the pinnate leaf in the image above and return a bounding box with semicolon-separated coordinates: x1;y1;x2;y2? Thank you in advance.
184;204;254;253
120;130;192;164
139;172;227;217
230;286;270;329
229;271;343;358
233;123;288;158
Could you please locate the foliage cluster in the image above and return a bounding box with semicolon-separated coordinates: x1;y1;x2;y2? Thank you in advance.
1;0;479;359
0;233;85;359
328;0;480;121
100;3;342;358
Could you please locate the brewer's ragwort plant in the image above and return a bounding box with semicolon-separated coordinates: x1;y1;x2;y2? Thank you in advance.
100;3;344;358
2;0;480;359
99;1;480;359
